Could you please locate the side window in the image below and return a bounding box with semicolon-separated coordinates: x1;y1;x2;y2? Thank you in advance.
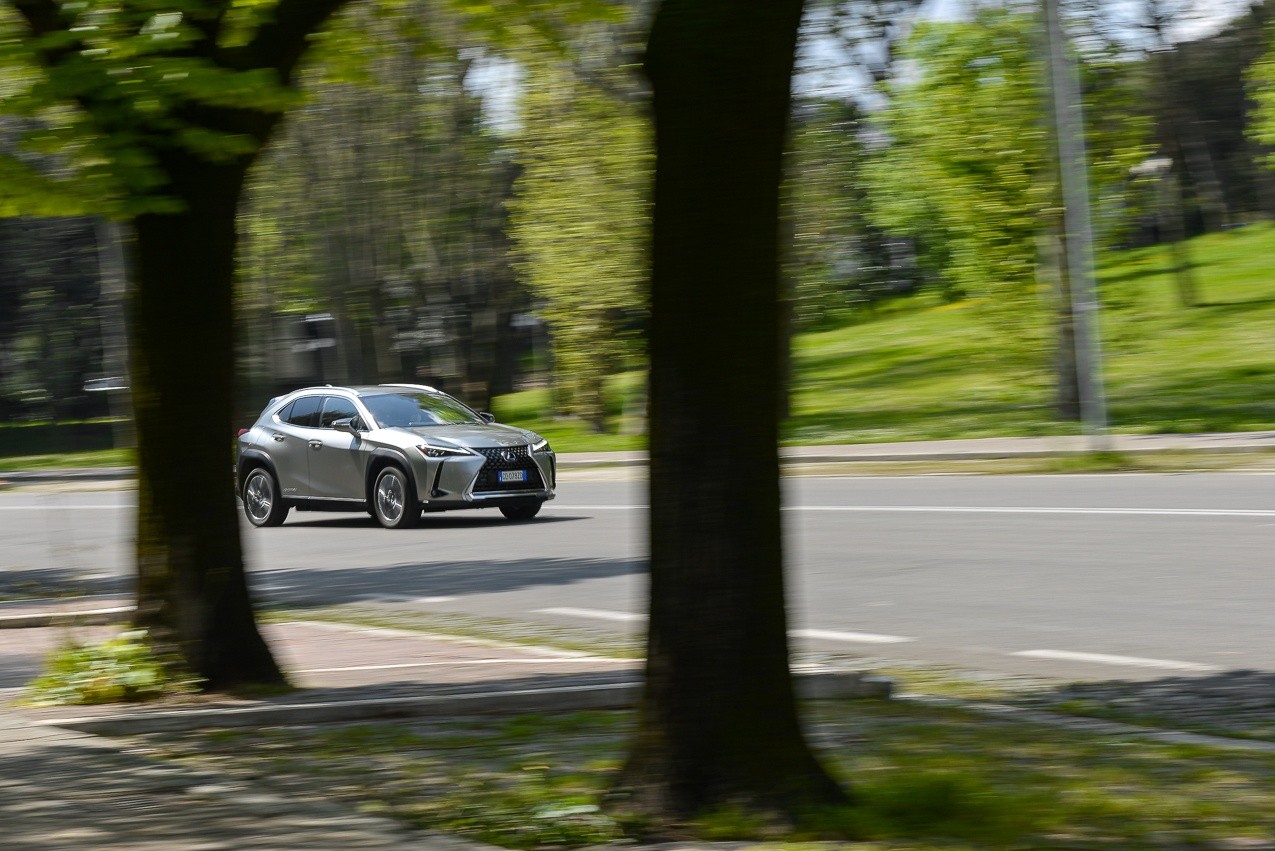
275;401;294;424
285;396;322;428
319;396;359;429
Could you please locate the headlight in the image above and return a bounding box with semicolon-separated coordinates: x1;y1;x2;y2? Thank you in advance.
416;444;472;459
531;438;552;453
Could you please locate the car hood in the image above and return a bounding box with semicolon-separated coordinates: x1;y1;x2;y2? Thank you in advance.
390;423;537;449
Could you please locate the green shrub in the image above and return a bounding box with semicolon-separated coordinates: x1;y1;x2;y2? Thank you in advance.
22;629;199;706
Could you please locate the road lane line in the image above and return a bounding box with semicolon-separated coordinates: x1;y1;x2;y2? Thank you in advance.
5;503;1274;518
795;506;1275;517
1013;649;1218;672
0;504;127;510
355;594;456;604
297;658;626;674
538;607;644;623
539;608;915;645
791;628;915;645
544;504;1275;517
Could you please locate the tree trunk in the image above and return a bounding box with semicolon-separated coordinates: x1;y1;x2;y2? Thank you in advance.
1042;225;1081;421
130;151;286;691
612;0;848;826
1160;166;1198;308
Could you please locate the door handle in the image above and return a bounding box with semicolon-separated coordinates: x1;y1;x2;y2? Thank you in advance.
272;434;285;442
309;440;322;450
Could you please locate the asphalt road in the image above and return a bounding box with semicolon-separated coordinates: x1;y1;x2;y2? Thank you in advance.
4;472;1274;681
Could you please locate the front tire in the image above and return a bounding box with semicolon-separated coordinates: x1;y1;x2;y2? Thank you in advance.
373;466;420;529
500;501;543;521
242;468;289;527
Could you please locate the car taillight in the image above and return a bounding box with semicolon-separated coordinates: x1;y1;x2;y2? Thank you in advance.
237;429;249;437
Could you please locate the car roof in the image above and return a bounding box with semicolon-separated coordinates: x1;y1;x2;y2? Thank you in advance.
282;383;442;397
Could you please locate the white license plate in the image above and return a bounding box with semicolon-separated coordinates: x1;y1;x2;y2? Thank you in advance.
499;470;527;483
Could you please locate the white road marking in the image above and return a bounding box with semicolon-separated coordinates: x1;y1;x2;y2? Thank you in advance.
1013;649;1218;672
539;608;914;645
355;593;456;604
791;628;915;645
538;607;644;623
3;502;1274;519
545;504;1275;518
796;506;1275;518
0;504;127;510
297;657;626;674
281;620;589;658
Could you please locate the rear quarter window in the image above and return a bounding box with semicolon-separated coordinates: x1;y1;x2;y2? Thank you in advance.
284;396;322;428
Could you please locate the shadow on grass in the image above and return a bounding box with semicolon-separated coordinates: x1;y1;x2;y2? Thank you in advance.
784;399;1057;444
1005;667;1275;741
794;348;974;390
1197;296;1275;310
1111;364;1275;433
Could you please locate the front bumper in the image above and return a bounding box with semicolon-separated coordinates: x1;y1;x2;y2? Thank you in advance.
412;447;555;510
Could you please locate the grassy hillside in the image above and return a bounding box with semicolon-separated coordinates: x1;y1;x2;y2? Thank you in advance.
504;222;1275;451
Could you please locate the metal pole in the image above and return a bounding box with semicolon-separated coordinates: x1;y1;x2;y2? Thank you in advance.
1043;0;1109;450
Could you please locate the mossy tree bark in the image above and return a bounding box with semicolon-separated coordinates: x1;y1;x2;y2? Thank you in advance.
612;0;849;825
130;150;285;690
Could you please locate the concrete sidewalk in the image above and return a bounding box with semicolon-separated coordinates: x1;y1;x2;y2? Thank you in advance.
6;429;1275;484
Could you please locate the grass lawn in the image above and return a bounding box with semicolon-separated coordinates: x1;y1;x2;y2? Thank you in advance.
133;701;1275;848
0;448;132;473
495;222;1275;451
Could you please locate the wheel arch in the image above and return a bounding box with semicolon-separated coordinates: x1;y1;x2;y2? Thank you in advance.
237;449;280;496
365;449;420;508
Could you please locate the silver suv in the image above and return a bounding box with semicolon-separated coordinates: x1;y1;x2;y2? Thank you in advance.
236;384;555;529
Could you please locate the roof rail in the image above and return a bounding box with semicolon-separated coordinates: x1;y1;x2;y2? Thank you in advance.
378;382;440;394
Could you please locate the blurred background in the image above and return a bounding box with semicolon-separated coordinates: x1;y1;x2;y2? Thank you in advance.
4;0;1275;461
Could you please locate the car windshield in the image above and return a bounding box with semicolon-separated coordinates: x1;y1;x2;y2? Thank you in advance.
362;392;483;428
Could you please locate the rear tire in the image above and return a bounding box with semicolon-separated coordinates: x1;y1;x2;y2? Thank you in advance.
242;468;289;527
373;466;420;529
500;501;543;521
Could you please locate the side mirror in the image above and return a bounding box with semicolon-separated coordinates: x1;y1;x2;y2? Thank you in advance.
332;416;362;435
480;412;496;424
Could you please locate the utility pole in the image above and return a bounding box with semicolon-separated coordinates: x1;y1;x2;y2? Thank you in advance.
1043;0;1110;450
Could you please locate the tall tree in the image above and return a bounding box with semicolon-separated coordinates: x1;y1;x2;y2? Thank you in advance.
507;40;649;432
612;0;848;825
866;6;1145;419
2;0;355;688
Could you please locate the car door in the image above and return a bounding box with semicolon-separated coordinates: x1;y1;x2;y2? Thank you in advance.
268;395;322;498
307;395;368;500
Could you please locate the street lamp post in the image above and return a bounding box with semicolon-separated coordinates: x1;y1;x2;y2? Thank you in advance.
1043;0;1110;450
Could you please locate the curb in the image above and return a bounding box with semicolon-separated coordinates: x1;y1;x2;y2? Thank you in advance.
0;467;134;483
6;437;1275;483
36;671;891;736
0;606;133;629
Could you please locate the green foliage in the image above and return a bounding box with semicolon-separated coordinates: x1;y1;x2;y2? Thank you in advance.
489;214;1275;451
1247;20;1275;168
867;8;1051;373
865;7;1148;388
22;628;199;706
0;0;309;216
237;0;529;396
506;28;649;431
786;101;899;328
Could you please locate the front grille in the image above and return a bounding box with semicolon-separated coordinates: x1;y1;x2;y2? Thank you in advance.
474;445;544;492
